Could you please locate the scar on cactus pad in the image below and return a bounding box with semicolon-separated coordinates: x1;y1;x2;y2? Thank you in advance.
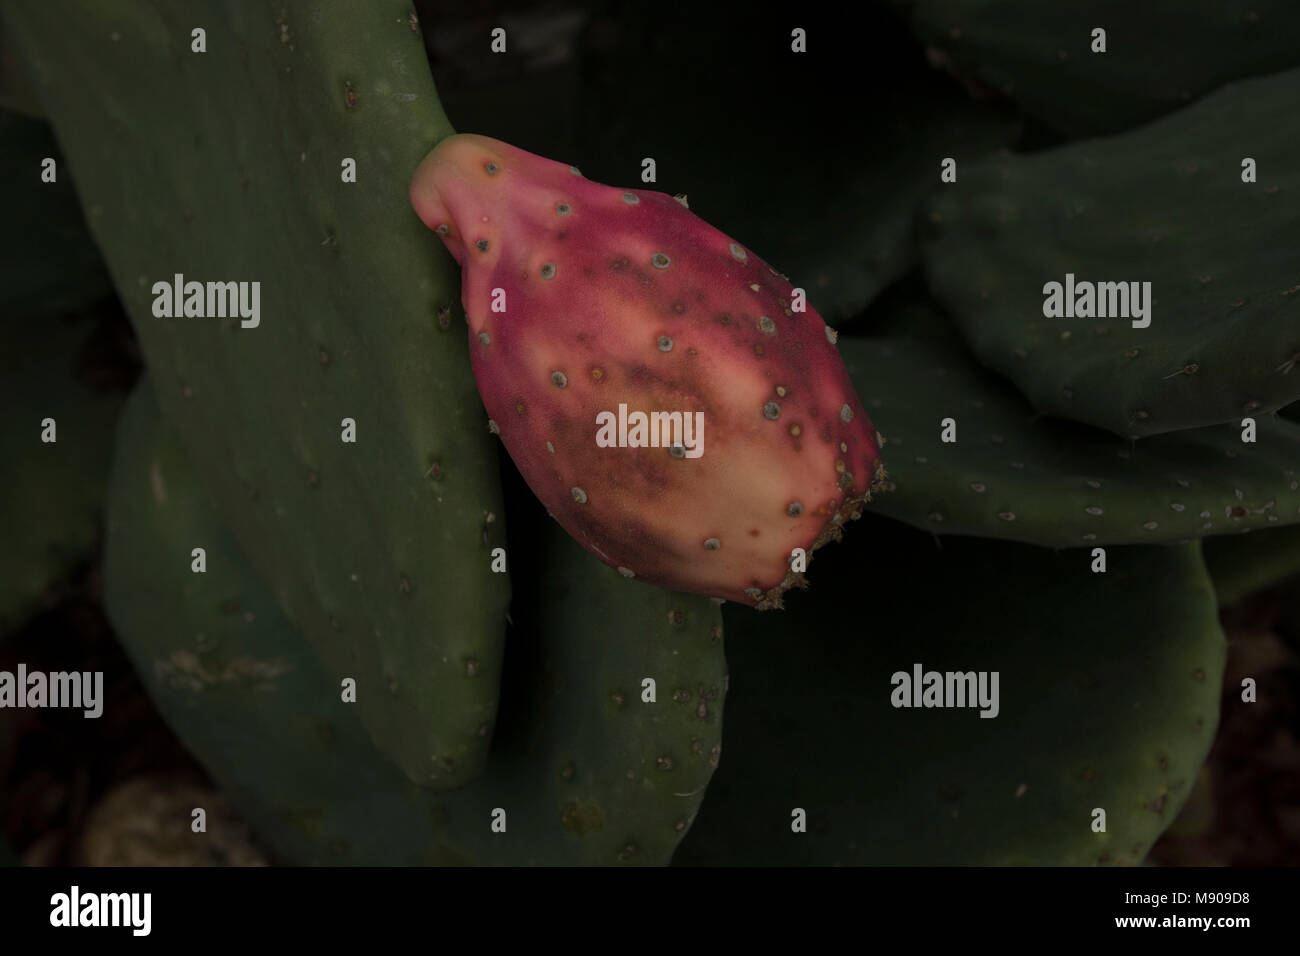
411;134;886;608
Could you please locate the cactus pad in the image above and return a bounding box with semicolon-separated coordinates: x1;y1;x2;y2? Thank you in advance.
675;514;1225;865
843;334;1300;547
4;0;511;786
923;68;1300;437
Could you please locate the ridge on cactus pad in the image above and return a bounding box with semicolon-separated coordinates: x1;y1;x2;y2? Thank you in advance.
411;134;886;608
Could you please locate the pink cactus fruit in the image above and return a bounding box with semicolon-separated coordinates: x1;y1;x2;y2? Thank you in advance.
410;133;886;608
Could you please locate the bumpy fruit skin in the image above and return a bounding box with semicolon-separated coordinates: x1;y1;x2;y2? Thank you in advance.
411;133;885;608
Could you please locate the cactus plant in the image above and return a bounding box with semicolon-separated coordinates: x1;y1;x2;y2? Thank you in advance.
104;379;726;864
842;333;1300;547
675;513;1226;865
905;0;1300;136
2;0;1292;870
922;67;1300;438
2;0;510;787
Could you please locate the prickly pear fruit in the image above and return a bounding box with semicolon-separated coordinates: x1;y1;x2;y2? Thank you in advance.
410;134;886;608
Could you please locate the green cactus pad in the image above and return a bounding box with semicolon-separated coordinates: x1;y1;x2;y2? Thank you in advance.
0;315;122;632
105;381;725;864
907;1;1300;136
1203;526;1300;608
674;514;1225;865
922;67;1300;438
843;334;1300;547
0;110;111;317
3;1;510;786
494;506;727;864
